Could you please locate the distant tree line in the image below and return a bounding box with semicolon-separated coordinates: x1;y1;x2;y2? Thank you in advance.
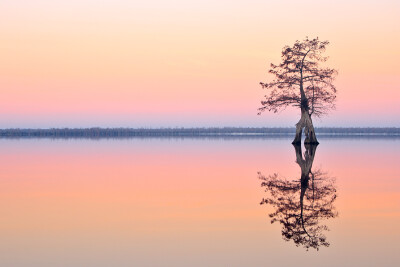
0;127;399;138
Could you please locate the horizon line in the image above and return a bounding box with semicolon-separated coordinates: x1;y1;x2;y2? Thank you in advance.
1;126;400;130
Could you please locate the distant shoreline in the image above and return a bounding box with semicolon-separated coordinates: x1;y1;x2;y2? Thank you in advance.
0;127;399;139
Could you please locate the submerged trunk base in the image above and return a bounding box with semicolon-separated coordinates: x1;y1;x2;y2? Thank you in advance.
292;127;303;145
292;109;319;145
304;139;319;145
292;139;302;145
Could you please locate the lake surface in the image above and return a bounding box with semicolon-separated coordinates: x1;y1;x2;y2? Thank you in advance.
1;137;399;266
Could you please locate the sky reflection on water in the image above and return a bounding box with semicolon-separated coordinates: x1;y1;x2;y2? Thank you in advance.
0;137;399;266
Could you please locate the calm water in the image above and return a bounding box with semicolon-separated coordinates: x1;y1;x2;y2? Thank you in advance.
0;137;399;267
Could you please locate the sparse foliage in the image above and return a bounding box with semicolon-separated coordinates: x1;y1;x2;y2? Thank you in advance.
259;37;338;144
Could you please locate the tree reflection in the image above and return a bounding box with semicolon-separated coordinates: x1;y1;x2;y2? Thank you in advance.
259;144;338;250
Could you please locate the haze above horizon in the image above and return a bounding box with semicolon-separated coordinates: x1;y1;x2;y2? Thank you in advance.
1;0;399;128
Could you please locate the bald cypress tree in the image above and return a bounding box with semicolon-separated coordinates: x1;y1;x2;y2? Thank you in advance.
259;37;338;144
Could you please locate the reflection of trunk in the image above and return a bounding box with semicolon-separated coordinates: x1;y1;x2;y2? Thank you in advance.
294;144;318;236
292;108;319;145
259;143;337;250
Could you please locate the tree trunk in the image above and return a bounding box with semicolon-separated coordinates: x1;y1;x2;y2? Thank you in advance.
292;122;303;145
304;113;318;145
292;108;319;145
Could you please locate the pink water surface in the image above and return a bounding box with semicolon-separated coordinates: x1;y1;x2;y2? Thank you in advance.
0;137;399;266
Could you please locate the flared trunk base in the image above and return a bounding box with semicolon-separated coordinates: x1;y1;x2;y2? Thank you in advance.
304;139;319;145
293;108;319;145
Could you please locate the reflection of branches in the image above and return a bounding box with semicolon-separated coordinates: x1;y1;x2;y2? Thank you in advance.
259;144;338;250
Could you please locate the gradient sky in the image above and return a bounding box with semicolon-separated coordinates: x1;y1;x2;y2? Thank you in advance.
1;0;399;128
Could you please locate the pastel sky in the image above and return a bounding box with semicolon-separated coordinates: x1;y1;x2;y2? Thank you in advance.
1;0;399;128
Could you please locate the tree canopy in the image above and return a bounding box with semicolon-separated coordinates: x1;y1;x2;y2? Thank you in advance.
259;37;338;118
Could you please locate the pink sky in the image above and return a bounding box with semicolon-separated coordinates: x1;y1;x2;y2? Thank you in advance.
0;0;399;127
